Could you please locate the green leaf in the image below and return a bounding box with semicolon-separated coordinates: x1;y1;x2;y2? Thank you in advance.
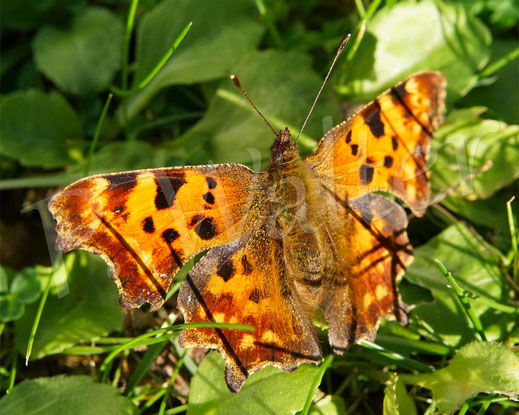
186;351;320;415
309;395;347;415
402;341;519;415
0;375;137;415
0;294;24;323
170;49;340;166
432;108;519;200
122;0;264;121
0;0;58;30
10;268;42;304
404;223;516;347
0;90;82;168
338;0;491;104
15;252;122;359
383;373;417;415
33;7;124;95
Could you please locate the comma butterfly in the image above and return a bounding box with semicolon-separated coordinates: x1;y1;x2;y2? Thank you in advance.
49;60;446;391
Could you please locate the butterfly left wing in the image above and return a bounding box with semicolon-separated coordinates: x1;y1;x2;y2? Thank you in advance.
307;71;446;216
49;164;266;310
178;225;321;392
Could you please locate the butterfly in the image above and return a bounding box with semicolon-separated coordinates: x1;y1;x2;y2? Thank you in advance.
49;70;446;392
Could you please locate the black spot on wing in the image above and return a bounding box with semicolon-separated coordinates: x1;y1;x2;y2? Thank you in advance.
217;259;235;282
241;255;252;274
364;101;385;138
345;130;352;144
351;144;358;156
154;171;186;210
206;177;217;189
203;192;215;205
143;216;155;233
384;156;393;168
107;172;138;190
194;217;218;240
189;214;204;227
360;164;374;185
162;228;180;243
392;136;398;151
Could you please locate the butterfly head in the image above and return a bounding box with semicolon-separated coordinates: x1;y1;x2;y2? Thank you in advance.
270;127;298;165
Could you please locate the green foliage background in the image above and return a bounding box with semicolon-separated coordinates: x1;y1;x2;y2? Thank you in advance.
0;0;518;414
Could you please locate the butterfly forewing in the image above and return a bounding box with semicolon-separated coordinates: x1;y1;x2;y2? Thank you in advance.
49;164;266;310
307;71;446;216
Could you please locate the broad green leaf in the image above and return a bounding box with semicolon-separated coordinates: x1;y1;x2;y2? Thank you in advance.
187;351;320;415
169;49;340;166
10;268;42;304
402;342;519;415
309;395;347;415
123;0;264;121
404;223;515;347
432;108;519;200
460;40;519;124
0;375;137;415
0;90;82;168
383;373;417;415
15;252;122;359
33;7;124;95
337;0;491;104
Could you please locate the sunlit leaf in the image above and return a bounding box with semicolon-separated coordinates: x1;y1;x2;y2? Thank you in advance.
405;223;515;346
338;0;491;104
403;341;519;414
186;351;320;415
0;375;137;415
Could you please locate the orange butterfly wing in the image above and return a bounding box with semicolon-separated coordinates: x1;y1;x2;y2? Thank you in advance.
307;71;447;216
49;165;265;310
178;225;321;392
321;193;412;352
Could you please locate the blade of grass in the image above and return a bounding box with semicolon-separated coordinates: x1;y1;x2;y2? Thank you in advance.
301;354;334;415
121;0;140;91
7;353;17;394
158;351;185;415
360;340;434;372
99;322;254;373
124;342;165;395
434;260;487;341
506;197;518;284
164;404;189;415
84;93;113;176
354;0;366;18
254;0;283;49
25;255;63;364
111;22;192;96
479;46;519;79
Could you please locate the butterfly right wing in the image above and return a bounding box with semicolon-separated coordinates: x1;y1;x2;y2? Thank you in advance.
307;71;446;216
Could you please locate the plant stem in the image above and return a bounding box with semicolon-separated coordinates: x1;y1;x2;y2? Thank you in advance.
84;93;113;176
301;354;334;415
122;0;140;91
479;46;519;79
506;197;518;284
434;260;487;341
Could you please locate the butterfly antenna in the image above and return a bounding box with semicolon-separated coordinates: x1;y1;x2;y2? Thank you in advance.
295;34;350;144
230;74;277;138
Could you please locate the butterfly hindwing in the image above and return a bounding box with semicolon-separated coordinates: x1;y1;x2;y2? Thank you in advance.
307;71;446;216
178;225;321;392
49;164;266;310
321;193;412;352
